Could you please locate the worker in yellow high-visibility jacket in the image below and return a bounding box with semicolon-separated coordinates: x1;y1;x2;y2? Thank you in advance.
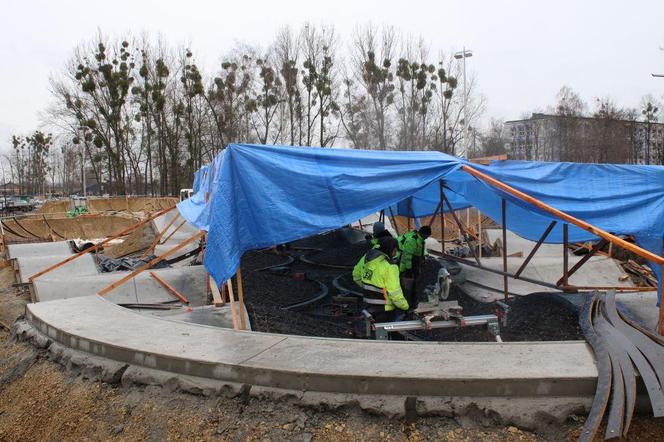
352;236;409;323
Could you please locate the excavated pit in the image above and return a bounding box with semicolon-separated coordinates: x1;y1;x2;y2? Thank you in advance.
239;229;583;342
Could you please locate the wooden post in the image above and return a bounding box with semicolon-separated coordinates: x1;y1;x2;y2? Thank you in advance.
501;198;508;301
227;278;239;330
462;164;664;266
439;181;445;250
29;205;177;282
97;230;204;296
561;223;569;287
659;264;664;336
407;197;412;231
210;276;224;306
477;209;482;260
388;207;400;236
149;271;189;304
236;266;247;330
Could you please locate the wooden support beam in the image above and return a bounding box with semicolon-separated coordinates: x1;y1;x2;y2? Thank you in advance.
227;278;239;330
439;181;445;248
149;271;189;304
29;204;177;282
556;239;609;287
161;220;186;244
407;197;412;231
562;224;569;287
236;266;247;330
210;276;224;306
560;285;655;293
441;191;481;266
97;230;204;296
462;165;664;266
501;199;508;301
142;213;180;258
514;221;557;278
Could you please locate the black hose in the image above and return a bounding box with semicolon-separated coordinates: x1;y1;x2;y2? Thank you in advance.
298;253;354;269
254;254;295;272
281;280;329;311
333;273;364;297
12;217;41;239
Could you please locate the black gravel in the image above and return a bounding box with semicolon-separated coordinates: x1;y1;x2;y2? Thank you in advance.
239;230;583;342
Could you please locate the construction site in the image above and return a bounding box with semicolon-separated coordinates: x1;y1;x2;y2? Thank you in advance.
0;144;661;441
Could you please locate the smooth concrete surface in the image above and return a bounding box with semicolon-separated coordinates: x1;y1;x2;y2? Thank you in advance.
459;255;633;302
26;295;597;397
147;304;251;330
485;229;563;258
153;210;200;256
33;265;208;306
7;241;72;259
16;253;99;283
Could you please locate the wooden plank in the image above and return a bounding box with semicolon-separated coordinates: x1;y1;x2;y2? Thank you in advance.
29;204;177;282
97;230;204;296
161;220;186;244
149;271;189;304
142;212;180;258
227;278;239;330
462;165;664;266
236;266;247;330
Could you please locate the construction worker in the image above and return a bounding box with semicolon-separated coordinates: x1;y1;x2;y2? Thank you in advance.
352;236;409;323
397;225;432;309
366;221;394;248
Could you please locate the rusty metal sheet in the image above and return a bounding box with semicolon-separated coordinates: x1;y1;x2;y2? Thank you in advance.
578;295;612;442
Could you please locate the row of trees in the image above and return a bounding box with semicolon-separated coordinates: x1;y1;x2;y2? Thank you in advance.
5;24;485;196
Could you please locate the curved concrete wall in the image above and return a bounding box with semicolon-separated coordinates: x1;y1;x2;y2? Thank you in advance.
26;295;597;398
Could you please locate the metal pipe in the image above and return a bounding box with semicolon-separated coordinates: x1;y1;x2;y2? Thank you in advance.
375;314;498;332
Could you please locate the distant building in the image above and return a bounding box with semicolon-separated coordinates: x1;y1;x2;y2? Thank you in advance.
0;182;21;196
505;113;664;164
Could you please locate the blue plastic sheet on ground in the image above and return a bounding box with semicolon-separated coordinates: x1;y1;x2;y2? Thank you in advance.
188;143;663;303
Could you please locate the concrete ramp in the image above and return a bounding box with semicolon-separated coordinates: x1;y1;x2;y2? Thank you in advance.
15;253;98;284
23;294;596;424
153;209;200;256
7;241;72;259
33;265;208;306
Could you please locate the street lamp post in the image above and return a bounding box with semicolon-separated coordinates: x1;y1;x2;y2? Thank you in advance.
454;48;473;158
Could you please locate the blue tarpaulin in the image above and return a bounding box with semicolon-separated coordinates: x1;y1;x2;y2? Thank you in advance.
181;143;663;302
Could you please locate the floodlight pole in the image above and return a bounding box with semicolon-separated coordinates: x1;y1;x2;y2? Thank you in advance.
454;48;473;158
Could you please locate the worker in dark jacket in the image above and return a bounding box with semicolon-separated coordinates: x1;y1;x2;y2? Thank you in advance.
366;221;394;248
397;225;431;309
352;236;409;323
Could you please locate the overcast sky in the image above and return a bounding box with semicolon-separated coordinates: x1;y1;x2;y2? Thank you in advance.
2;0;664;153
